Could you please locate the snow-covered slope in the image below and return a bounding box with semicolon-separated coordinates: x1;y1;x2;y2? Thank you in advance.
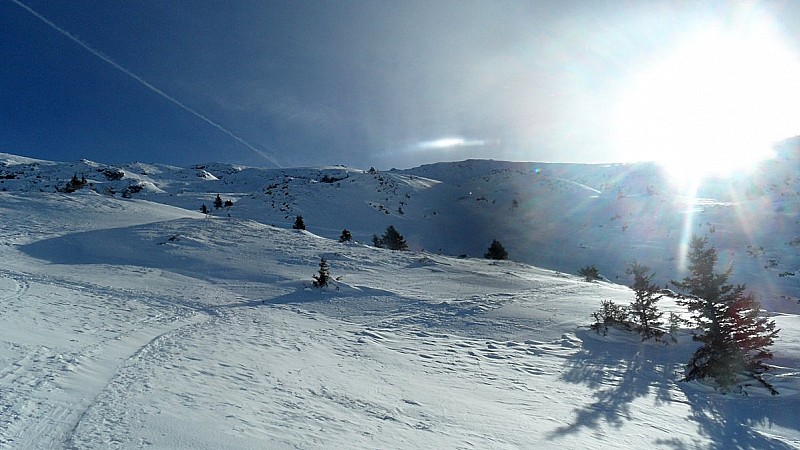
3;150;800;312
0;154;799;448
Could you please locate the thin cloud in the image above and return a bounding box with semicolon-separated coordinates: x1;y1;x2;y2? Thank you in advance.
8;0;281;167
413;137;488;151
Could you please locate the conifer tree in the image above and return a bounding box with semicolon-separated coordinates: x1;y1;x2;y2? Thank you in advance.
214;194;223;209
484;239;509;260
626;262;664;340
728;292;779;383
590;299;630;336
292;215;306;230
339;229;352;243
578;265;601;281
378;225;408;250
672;235;779;393
200;204;209;214
63;174;88;193
312;257;330;288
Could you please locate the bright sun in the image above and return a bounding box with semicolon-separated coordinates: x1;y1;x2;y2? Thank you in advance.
612;12;800;185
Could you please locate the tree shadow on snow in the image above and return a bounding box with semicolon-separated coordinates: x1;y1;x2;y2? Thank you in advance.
547;329;682;438
656;386;800;450
218;283;400;309
548;329;798;449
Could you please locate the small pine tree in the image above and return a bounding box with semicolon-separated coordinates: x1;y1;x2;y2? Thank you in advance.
579;265;601;281
293;215;306;230
312;257;330;288
726;291;780;393
200;204;209;214
672;235;780;393
63;174;88;193
339;229;352;243
374;225;407;250
484;239;508;260
590;299;629;336
214;194;223;209
668;312;684;343
626;262;665;340
224;199;234;208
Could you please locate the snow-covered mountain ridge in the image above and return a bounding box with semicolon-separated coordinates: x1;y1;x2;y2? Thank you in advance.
1;150;799;448
3;150;800;311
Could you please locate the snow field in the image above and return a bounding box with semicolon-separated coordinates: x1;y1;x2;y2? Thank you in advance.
0;160;798;448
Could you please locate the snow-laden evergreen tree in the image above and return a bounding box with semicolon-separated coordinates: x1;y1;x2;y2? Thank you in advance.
484;239;508;260
312;257;330;288
339;229;352;243
200;204;209;214
292;215;306;230
672;235;779;393
214;194;223;209
626;262;664;340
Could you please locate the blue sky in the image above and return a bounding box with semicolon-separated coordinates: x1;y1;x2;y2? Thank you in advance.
3;1;800;169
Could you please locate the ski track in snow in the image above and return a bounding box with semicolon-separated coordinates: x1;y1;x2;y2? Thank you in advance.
0;266;210;449
65;304;586;449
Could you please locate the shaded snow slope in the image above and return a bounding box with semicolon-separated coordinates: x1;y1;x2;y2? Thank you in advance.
0;189;798;448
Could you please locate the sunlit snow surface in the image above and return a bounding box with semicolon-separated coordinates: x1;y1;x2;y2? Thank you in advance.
0;153;799;448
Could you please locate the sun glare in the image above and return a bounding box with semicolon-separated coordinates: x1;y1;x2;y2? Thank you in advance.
612;11;800;186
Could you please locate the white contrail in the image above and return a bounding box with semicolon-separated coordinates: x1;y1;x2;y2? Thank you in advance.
8;0;282;167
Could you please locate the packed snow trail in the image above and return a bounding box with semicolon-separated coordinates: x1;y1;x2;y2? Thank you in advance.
0;267;211;448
